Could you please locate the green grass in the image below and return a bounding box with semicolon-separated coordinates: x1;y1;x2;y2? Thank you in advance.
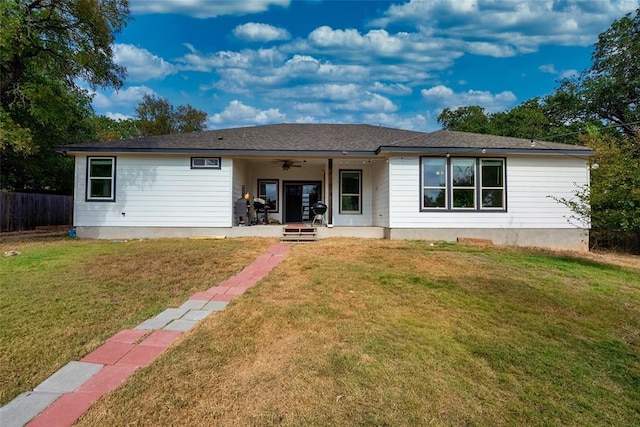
0;237;275;404
2;238;639;425
74;239;640;426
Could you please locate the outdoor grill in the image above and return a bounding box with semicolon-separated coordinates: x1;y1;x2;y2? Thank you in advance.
311;201;327;226
253;197;269;224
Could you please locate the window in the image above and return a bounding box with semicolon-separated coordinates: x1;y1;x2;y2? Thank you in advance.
480;159;505;209
87;157;116;201
451;158;476;209
340;170;362;214
421;157;505;211
422;158;447;209
191;157;221;169
257;179;279;211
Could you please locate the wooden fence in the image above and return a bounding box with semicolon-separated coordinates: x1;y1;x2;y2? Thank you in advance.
0;192;73;232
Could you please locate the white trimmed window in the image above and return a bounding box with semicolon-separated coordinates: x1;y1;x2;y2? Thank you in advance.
421;157;505;211
87;157;116;201
191;157;220;169
340;170;362;214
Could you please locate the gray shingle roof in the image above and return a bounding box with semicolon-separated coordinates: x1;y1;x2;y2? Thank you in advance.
58;123;592;155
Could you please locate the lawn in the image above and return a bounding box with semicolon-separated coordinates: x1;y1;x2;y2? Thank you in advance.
2;238;639;425
0;237;276;405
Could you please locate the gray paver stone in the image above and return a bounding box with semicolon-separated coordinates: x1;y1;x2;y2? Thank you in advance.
35;361;104;393
203;301;228;311
154;308;188;320
179;300;207;310
163;319;199;332
182;309;213;321
0;391;62;427
135;317;171;330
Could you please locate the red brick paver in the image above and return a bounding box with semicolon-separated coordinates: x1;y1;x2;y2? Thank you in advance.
81;342;135;365
18;242;291;427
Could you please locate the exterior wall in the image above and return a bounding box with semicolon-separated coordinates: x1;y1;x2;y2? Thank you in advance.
74;154;232;229
389;155;589;229
371;158;389;227
330;159;375;226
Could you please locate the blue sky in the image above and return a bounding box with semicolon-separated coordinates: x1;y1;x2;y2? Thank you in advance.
91;0;638;131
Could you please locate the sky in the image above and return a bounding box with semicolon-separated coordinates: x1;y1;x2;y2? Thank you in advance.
91;0;639;132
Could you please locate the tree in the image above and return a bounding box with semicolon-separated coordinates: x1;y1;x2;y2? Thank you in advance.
135;94;207;136
135;95;174;136
437;106;491;134
553;132;640;251
584;7;640;137
0;0;130;193
175;104;208;133
489;99;550;139
90;115;141;141
546;8;640;138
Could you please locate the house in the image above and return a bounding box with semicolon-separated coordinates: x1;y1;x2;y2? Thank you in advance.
57;123;593;250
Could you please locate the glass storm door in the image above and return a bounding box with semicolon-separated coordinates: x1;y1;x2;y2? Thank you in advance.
283;182;321;223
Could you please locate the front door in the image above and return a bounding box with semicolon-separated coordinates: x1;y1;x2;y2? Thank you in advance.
283;182;322;224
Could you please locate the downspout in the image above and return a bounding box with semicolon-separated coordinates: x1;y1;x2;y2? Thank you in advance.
328;159;333;225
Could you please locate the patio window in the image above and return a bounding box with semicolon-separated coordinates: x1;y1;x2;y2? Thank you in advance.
421;157;505;211
257;179;278;211
87;157;116;201
340;170;362;214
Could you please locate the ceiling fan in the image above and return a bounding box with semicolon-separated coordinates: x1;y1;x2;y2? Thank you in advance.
277;159;303;170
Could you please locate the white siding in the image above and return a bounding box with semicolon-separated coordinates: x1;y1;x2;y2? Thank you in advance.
75;154;232;227
371;159;389;227
331;159;374;226
389;155;589;229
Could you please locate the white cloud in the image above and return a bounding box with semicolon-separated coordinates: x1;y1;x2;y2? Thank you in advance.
539;64;558;74
130;0;290;19
371;81;412;96
372;0;638;55
362;113;432;132
306;26;462;66
233;22;291;42
113;44;176;82
209;100;286;127
105;112;133;121
359;93;398;113
92;86;157;109
177;48;285;73
421;85;517;113
539;64;579;79
560;69;578;79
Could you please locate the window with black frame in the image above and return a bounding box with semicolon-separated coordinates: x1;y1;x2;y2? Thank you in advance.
421;157;505;211
87;157;116;201
257;179;278;211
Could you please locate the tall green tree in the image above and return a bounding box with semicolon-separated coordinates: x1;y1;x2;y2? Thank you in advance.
90;115;141;141
0;0;130;193
135;94;207;136
437;106;491;134
584;7;640;137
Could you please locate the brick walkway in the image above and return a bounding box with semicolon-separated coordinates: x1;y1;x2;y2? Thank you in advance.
0;242;291;427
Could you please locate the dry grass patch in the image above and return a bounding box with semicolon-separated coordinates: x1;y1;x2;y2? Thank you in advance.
78;239;640;426
0;237;275;404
